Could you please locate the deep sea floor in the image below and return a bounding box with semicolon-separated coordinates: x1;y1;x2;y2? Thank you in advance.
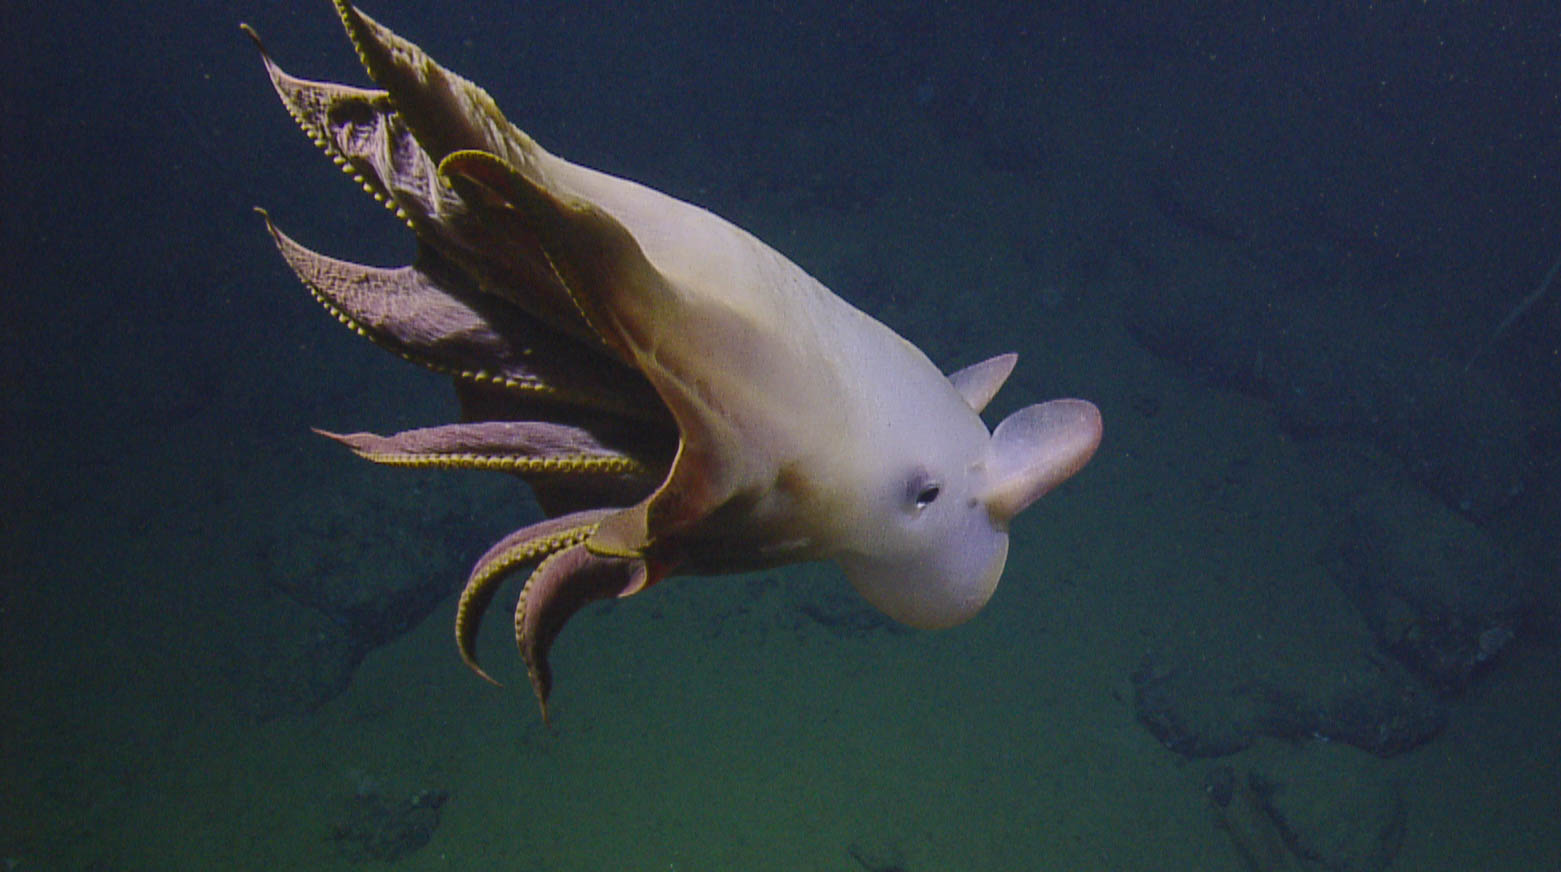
4;305;1558;870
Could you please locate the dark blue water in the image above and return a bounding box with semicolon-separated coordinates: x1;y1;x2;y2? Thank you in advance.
3;2;1557;868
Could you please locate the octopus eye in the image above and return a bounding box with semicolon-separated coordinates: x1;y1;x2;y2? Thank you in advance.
901;468;942;514
915;483;941;508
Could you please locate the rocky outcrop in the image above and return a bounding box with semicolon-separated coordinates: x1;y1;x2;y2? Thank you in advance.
1318;482;1530;693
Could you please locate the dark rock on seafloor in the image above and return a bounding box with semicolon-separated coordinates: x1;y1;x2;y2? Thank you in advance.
1132;649;1445;759
1202;764;1238;808
259;498;471;651
1130;453;1538;762
847;838;911;872
329;787;450;863
1258;746;1406;872
799;588;909;639
1319;482;1531;693
1120;187;1532;520
1132;657;1261;758
225;591;366;719
1308;672;1445;757
260;469;513;642
1207;745;1406;872
239;467;514;715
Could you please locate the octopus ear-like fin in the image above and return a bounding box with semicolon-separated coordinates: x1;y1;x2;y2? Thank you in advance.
948;353;1017;413
982;399;1103;525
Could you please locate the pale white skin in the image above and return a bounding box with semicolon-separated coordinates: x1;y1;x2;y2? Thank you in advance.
348;7;1102;629
519;151;1102;628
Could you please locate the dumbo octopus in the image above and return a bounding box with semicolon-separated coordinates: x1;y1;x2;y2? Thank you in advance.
247;1;1102;720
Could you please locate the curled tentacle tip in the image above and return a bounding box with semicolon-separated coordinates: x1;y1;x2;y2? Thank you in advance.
476;670;503;689
461;659;502;688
